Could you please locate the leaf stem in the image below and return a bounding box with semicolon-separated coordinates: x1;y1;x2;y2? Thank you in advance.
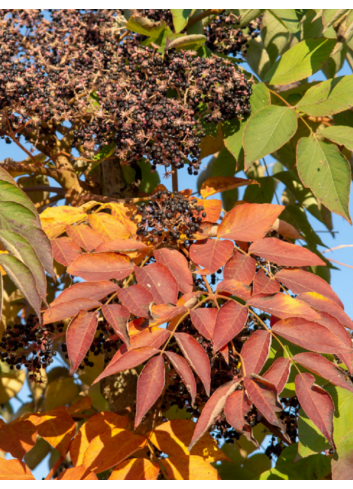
268;88;313;134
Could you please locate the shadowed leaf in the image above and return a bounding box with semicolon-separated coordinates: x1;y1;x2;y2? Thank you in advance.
200;177;259;198
109;459;159;481
263;358;291;394
135;356;165;428
224;390;255;443
43;298;101;325
164;352;197;405
102;304;130;346
0;420;37;460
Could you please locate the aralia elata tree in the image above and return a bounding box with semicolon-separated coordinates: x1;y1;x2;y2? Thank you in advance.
0;8;353;480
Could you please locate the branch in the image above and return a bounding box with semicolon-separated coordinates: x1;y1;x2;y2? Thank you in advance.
0;160;62;182
186;9;224;28
35;195;63;210
22;186;66;195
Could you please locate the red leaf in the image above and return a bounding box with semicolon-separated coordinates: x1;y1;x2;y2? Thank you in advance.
213;301;249;352
175;333;211;396
224;390;255;443
217;203;284;242
247;293;321;321
272;318;351;355
102;304;130;346
67;311;99;374
117;284;153;319
67;253;133;282
263;358;291;394
241;330;272;376
93;347;160;384
135;356;165;428
155;249;193;294
189;381;238;451
293;353;353;394
190;239;234;275
151;304;186;325
244;376;285;431
165;352;197;405
253;270;280;297
96;239;148;254
220;344;229;364
43;298;101;325
51;281;117;307
224;251;256;285
275;269;343;308
295;373;334;446
249;238;325;267
314;312;353;374
135;263;178;305
297;292;353;330
190;308;218;341
216;280;252;301
51;237;82;267
66;224;104;252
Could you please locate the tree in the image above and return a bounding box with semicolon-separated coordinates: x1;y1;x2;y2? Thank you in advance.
0;8;353;480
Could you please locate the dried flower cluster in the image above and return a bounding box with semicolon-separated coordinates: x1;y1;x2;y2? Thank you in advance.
0;9;252;174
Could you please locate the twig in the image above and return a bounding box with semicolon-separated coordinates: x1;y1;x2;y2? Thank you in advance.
172;170;179;193
186;9;224;28
45;455;65;480
22;186;66;195
325;258;353;269
268;89;314;134
35;195;63;210
322;245;353;254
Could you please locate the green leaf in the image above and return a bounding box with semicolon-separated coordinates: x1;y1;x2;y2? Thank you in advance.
264;38;336;85
297;137;352;224
297;408;330;460
300;9;337;39
262;10;291;64
246;37;272;80
171;9;193;33
186;9;204;35
126;15;166;39
45;377;79;411
267;9;301;34
322;9;350;31
212;148;237;177
334;109;353;128
296;75;353;117
0;254;41;318
24;437;51;471
243;106;298;170
0;230;47;304
233;9;265;28
258;444;331;480
244;176;275;204
318;126;353;152
138;159;160;194
322;43;347;79
167;33;206;51
250;83;272;113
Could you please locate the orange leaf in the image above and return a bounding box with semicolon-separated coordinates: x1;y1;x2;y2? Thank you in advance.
83;428;147;474
135;263;178;305
42;298;101;325
67;311;99;374
51;237;81;267
56;467;98;480
67;253;133;282
96;239;148;254
50;281;118;307
161;455;219;480
201;177;259;199
275;269;343;309
109;458;160;480
197;199;222;223
190;239;234;275
66;396;92;416
0;420;37;459
66;224;104;252
70;412;129;467
88;213;130;242
217;203;284;242
247;293;321;321
224;251;256;285
148;420;228;462
249;238;325;267
0;459;35;480
28;408;75;456
117;284;153;319
270;219;301;240
102;304;130;346
135;356;165;428
213;301;248;352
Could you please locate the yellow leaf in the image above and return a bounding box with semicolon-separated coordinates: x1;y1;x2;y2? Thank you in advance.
201;177;259;199
109;458;160;480
0;361;25;404
45;377;79;411
148;420;229;463
161;455;220;480
88;214;130;242
41;206;87;239
70;412;130;467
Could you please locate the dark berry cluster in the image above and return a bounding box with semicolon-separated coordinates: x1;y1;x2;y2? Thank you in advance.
133;190;207;244
139;9;173;26
205;12;262;57
0;315;62;382
0;9;252;175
